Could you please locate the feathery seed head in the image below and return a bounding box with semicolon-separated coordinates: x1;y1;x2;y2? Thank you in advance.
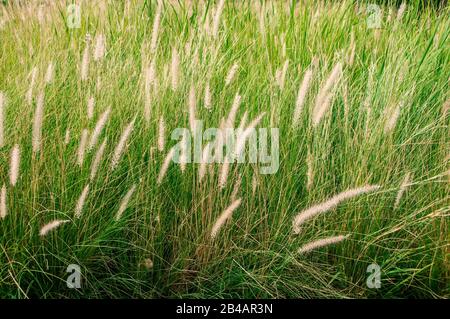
293;185;381;234
75;184;90;218
298;235;350;253
225;63;239;86
32;93;45;153
10;144;20;186
210;198;242;239
0;184;6;219
40;220;70;237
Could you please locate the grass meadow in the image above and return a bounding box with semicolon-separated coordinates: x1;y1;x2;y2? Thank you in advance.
0;0;449;298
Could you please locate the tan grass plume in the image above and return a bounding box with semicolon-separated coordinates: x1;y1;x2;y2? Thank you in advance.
75;184;90;218
157;147;176;184
298;235;349;253
93;34;106;61
158;115;165;151
347;32;356;67
44;61;54;84
188;84;197;132
144;60;156;122
226;93;242;128
171;47;180;91
211;198;242;240
39;219;70;237
26;66;38;105
10;144;20;186
81;37;90;81
90;138;107;181
397;3;407;21
198;142;212;182
179;132;189;173
252;173;258;196
150;2;162;53
212;0;225;39
64;129;70;145
292;68;313;128
384;104;401;134
0;91;4;147
0;184;6;219
32;93;45;153
110;118;135;170
87;96;95;120
234;112;266;157
312;62;342;127
88;107;110;151
218;162;231;190
277;59;289;90
394;172;412;209
306;149;314;191
225;63;239;86
204;82;212;110
115;184;137;221
293;185;381;234
77;129;89;166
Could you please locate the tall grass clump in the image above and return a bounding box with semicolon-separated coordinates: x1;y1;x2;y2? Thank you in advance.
0;0;448;299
